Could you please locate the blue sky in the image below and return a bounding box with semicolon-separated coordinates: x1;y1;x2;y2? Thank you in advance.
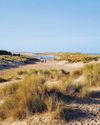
0;0;100;53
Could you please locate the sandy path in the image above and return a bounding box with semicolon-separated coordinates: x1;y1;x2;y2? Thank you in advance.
0;61;84;74
0;60;100;86
0;61;84;87
1;60;100;75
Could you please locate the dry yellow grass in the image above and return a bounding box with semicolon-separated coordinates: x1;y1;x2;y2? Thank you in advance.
0;63;100;121
56;52;100;63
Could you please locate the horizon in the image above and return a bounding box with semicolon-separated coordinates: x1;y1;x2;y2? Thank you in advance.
1;50;100;55
0;0;100;53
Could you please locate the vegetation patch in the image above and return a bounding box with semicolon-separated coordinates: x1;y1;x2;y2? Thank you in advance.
0;63;100;121
56;52;100;63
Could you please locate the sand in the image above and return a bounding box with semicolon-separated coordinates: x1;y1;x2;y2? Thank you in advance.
1;59;100;75
0;61;84;74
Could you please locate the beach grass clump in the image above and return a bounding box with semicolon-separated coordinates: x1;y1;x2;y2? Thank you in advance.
0;70;18;83
82;63;100;86
0;64;100;121
17;70;28;76
0;74;59;120
56;52;100;63
71;63;100;87
0;76;44;120
44;96;56;112
66;63;100;98
66;78;89;98
0;82;20;98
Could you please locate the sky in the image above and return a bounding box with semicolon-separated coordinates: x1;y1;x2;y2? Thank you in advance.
0;0;100;53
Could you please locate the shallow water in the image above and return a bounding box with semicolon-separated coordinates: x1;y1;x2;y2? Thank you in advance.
33;55;55;60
